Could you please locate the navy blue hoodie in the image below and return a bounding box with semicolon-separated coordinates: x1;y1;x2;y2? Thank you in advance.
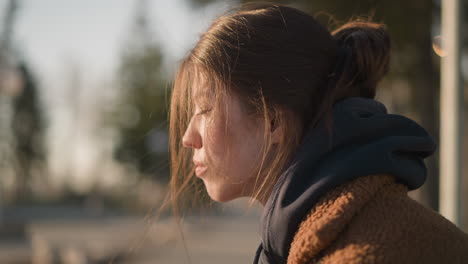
253;97;436;264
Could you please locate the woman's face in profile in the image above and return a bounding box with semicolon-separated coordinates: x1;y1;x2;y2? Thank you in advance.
182;87;266;202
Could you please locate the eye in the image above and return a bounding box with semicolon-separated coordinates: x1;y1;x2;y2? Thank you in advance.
196;108;212;116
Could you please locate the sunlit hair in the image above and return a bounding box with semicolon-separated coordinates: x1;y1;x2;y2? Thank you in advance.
168;3;390;214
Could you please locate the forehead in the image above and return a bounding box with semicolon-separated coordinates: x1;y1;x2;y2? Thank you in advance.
191;72;217;103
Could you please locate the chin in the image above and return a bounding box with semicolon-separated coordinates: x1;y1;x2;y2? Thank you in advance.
206;187;237;203
203;180;240;203
209;194;233;203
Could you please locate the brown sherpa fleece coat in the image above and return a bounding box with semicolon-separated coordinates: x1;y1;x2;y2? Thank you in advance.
287;174;468;264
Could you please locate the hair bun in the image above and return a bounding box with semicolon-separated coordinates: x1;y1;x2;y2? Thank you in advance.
330;21;391;98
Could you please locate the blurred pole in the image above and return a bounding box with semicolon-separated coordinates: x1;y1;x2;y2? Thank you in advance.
439;0;463;227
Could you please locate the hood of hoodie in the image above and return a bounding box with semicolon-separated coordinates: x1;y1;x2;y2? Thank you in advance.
254;97;437;264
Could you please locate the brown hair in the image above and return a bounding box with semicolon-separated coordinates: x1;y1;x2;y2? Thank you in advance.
168;3;390;212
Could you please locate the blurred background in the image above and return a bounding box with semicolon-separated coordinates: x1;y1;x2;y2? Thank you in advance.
0;0;466;263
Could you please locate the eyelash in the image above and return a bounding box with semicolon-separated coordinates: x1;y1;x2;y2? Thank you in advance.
196;108;212;116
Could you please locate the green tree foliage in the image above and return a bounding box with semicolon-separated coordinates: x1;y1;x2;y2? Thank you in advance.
113;0;170;182
0;0;46;201
11;62;45;200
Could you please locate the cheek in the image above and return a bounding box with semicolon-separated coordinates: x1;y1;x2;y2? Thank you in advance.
203;120;227;160
231;131;264;177
201;119;230;179
218;124;264;183
203;113;264;183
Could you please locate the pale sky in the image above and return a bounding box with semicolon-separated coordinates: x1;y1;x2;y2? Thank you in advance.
7;0;232;80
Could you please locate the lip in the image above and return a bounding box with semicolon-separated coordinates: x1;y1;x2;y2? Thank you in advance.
195;165;208;177
193;159;207;177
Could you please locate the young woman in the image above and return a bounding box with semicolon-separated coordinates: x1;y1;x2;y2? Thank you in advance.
169;3;468;264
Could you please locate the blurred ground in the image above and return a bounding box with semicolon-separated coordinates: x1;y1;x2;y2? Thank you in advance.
0;198;262;264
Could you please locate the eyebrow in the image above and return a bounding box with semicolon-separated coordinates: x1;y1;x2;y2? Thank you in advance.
193;90;211;103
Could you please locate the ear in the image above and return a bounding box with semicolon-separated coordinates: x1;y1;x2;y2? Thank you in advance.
270;117;283;145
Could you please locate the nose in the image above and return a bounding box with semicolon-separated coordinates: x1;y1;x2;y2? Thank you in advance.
182;119;202;149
